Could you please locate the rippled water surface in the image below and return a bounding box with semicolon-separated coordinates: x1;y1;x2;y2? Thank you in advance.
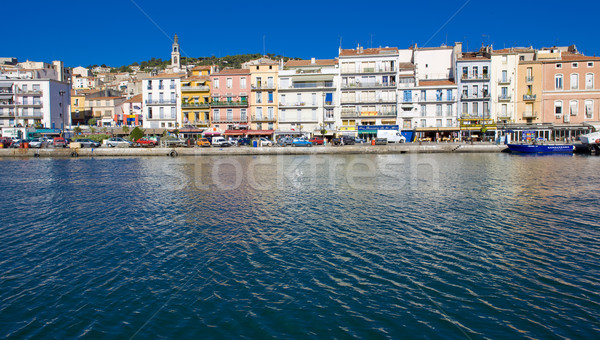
1;154;599;338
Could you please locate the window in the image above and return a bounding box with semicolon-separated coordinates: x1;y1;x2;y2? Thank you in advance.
586;73;594;89
325;92;333;105
148;107;153;119
159;80;164;89
226;78;232;88
502;55;507;63
588;62;594;68
483;102;489;116
256;92;262;104
226;109;233;120
420;90;426;101
256;107;263;119
312;93;316;106
436;90;442;101
555;74;563;89
420;105;426;117
462;102;468;115
170;80;175;89
403;90;412;102
436;104;442;116
240;77;246;89
554;101;562;116
572;62;578;68
268;92;273;104
297;109;301;120
256;77;262;88
214;109;220;121
585;100;593;119
241;109;247;121
268;107;274;119
446;89;452;100
472;102;478;116
571;73;579;89
267;77;274;88
213;78;219;89
570;100;578;115
446;104;452;116
312;109;317;120
159;107;164;119
556;63;562;69
501;104;507;116
501;70;507;82
473;66;479;77
147;81;152;90
171;107;176;119
462;67;468;79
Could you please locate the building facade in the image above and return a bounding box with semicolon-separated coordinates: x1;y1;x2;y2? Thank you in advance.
278;58;338;137
246;58;279;132
338;46;399;136
142;73;185;129
210;68;250;132
181;66;212;128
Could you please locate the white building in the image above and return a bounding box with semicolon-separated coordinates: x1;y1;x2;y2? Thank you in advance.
338;46;400;135
277;58;339;137
490;49;519;123
0;68;71;131
142;73;185;129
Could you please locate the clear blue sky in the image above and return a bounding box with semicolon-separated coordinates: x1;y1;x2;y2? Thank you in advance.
2;0;599;68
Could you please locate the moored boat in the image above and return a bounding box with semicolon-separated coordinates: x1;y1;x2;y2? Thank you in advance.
507;143;574;153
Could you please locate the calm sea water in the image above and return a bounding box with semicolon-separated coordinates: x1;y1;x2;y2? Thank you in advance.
1;153;599;339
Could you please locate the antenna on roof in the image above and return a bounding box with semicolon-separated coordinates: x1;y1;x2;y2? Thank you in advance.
370;33;373;49
263;35;266;56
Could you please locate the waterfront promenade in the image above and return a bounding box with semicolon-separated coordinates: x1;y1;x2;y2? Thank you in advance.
0;143;507;157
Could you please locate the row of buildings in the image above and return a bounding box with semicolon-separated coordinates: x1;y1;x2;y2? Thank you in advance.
2;37;600;141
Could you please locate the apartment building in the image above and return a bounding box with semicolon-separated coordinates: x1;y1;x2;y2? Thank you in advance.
181;66;212;128
142;73;185;129
278;58;338;137
210;68;250;131
338;46;399;136
245;57;279;133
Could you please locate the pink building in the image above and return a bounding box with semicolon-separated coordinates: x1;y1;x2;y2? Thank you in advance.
210;69;250;131
541;51;600;137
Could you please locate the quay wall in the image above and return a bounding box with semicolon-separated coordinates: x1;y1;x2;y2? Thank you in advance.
0;143;508;158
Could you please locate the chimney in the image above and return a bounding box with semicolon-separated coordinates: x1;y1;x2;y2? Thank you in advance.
311;57;316;64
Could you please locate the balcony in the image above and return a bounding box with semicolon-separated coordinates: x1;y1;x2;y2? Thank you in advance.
181;85;210;92
212;117;248;124
341;67;396;74
498;95;511;102
497;111;512;119
523;94;537;101
418;96;456;103
251;115;276;122
0;101;15;107
498;77;512;84
210;101;248;107
526;76;534;83
461;94;491;100
189;120;210;127
341;82;396;89
522;111;538;118
279;82;334;90
461;74;490;81
16;89;43;95
17;102;43;108
145;99;177;105
182;102;210;108
251;84;276;90
279;102;318;108
340;111;398;118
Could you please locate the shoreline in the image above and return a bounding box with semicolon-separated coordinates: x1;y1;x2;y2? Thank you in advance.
0;143;508;157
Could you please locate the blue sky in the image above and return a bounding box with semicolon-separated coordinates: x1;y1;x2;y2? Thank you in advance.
2;0;599;68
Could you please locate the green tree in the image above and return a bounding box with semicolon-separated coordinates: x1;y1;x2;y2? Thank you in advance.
74;126;82;135
130;126;144;142
122;126;130;134
88;118;97;126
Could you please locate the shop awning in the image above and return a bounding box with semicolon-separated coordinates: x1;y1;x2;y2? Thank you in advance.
274;130;304;135
224;129;247;136
246;129;274;135
204;131;222;136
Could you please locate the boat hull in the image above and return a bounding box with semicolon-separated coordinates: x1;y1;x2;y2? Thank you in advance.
507;144;574;153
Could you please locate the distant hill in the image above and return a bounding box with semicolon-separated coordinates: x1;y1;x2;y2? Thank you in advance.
88;53;300;73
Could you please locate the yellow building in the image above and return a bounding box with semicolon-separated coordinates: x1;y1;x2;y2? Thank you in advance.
181;66;213;127
245;57;279;132
516;61;542;124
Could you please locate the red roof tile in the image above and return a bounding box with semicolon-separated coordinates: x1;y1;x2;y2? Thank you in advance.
419;79;456;86
213;68;250;75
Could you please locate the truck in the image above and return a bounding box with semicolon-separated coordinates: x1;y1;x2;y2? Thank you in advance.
377;129;406;143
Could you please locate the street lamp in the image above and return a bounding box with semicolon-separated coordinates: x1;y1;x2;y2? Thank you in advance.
59;90;66;137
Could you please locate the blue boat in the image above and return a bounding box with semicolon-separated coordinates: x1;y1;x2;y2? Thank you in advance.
507;143;574;153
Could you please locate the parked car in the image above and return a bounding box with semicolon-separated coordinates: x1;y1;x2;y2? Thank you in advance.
331;136;355;146
0;137;13;148
236;137;251;146
292;137;313;147
309;136;324;145
135;137;158;147
29;138;47;148
277;137;294;146
52;137;67;148
355;138;367;144
211;136;232;147
374;138;388;145
75;138;101;148
197;138;211;147
9;139;27;148
106;137;133;148
162;137;186;147
259;137;273;147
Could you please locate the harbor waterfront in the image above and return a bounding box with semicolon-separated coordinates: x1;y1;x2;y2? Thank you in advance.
0;143;508;157
1;153;599;338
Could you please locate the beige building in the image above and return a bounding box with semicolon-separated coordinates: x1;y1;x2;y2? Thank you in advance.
245;57;279;132
516;61;543;124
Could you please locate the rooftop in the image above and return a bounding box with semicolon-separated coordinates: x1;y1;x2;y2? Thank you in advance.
419;79;456;86
212;68;250;75
340;47;399;57
284;59;337;67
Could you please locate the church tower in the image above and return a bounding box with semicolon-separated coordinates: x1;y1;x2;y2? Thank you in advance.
171;34;181;72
